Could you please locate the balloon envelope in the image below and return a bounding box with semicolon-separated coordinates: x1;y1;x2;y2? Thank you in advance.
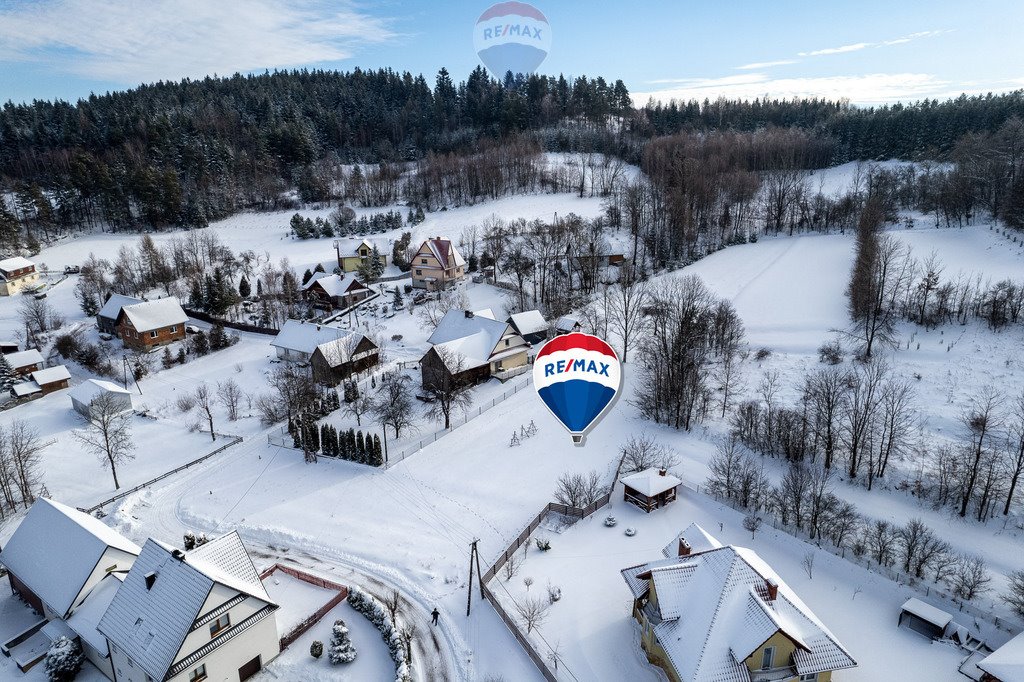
473;2;551;78
533;333;621;445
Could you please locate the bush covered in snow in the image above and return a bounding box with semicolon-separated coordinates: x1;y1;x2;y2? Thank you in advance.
347;586;412;682
328;619;357;664
44;636;84;682
310;640;323;658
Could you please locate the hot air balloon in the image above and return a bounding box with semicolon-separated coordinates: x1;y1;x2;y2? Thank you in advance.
473;2;552;79
533;333;622;446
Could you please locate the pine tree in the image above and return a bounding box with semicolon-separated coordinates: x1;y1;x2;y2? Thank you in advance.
0;355;17;391
328;619;357;664
189;278;205;308
239;275;251;299
302;269;314;285
392;287;403;308
372;434;383;466
44;636;84;682
356;431;366;463
209;323;228;350
161;347;174;369
176;347;187;364
190;330;210;355
314;263;326;274
256;279;264;297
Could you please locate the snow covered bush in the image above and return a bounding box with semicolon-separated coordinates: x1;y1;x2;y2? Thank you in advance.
329;619;357;664
347;586;412;682
44;636;84;682
310;640;323;658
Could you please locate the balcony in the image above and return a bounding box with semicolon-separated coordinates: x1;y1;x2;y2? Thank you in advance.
750;665;798;682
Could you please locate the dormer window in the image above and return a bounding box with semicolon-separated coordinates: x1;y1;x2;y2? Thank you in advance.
209;613;230;637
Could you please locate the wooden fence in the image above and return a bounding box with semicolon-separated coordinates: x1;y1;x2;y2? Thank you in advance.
259;564;348;649
79;434;243;514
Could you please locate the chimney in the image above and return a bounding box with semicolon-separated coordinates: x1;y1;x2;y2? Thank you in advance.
658;468;667;477
677;538;691;557
144;571;157;590
464;310;473;319
172;549;186;561
765;579;778;602
316;324;322;331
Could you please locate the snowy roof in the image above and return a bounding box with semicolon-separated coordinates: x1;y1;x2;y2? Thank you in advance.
661;522;725;558
31;365;70;385
272;319;352;355
980;630;1024;682
421;237;466;269
509;310;548;335
5;348;43;368
900;597;952;629
67;572;125;654
427;310;522;369
98;294;143;321
0;498;140;618
621;542;856;681
11;381;41;397
314;334;371;367
0;256;34;272
337;238;374;255
98;533;273;682
69;379;132;405
473;308;496;320
119;298;188;332
620;468;682;497
555;315;580;332
302;272;367;297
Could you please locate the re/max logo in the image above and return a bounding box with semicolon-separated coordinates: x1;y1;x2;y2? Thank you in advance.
543;359;611;377
482;23;543;41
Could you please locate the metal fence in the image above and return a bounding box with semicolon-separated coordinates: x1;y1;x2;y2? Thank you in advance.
79;434;243;514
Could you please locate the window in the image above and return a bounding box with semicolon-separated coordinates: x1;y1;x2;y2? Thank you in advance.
170;326;177;333
421;258;428;264
415;269;422;276
504;339;509;347
150;331;158;338
799;674;818;682
761;646;775;670
189;664;207;682
209;613;230;637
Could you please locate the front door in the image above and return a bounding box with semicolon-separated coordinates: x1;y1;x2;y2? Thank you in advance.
238;655;261;681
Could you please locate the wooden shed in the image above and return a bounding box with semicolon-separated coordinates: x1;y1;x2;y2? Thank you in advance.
898;597;952;640
620;468;682;513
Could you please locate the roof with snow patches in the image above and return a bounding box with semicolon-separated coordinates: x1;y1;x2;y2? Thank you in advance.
420;237;466;270
0;498;140;618
98;532;274;682
427;309;523;369
301;272;367;297
621;536;857;682
119;298;188;332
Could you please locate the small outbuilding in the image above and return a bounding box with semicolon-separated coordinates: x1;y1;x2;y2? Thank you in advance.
70;379;134;419
5;348;44;376
10;365;71;399
898;597;953;640
554;316;582;335
97;293;143;335
620;468;682;513
507;310;549;345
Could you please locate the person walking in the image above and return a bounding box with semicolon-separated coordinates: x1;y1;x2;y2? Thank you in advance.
431;607;440;626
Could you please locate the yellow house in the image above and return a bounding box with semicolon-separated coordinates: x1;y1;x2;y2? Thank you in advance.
334;239;387;273
621;523;856;682
0;256;40;296
411;237;466;290
421;309;529;388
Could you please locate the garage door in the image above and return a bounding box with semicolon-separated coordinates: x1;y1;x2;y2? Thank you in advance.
238;655;261;681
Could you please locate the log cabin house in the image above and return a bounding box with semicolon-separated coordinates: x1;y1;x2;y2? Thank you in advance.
621;468;682;513
116;298;188;350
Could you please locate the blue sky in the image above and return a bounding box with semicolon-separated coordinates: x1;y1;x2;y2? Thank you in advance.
1;0;1021;106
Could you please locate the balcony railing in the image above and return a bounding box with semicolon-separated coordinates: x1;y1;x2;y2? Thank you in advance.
750;664;799;682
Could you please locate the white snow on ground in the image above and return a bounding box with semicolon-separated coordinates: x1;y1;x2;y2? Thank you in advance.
262;570;338;636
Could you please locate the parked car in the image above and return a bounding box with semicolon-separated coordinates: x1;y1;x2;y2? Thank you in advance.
185;324;201;334
63;265;81;274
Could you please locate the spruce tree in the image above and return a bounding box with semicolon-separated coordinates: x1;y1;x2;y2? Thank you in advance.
239;275;251;299
302;269;314;285
356;431;366;463
372;434;383;466
0;355;17;391
209;323;228;350
328;619;356;664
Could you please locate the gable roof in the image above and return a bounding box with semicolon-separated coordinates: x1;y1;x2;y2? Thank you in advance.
621;540;856;681
272;319;352;355
662;522;725;558
555;315;580;332
119;298;188;333
67;572;125;654
621;468;682;497
900;597;952;629
0;256;34;272
420;237;466;270
980;630;1024;682
31;365;70;386
509;310;548;336
5;348;43;369
427;309;522;369
98;533;273;682
313;334;373;368
69;378;132;405
98;294;144;321
0;498;140;618
302;272;367;297
337;238;374;255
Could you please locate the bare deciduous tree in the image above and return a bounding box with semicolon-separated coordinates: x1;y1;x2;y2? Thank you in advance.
618;434;678;474
373;372;416;438
742;513;762;539
217;379;243;421
515;596;550;634
73;394;134;490
801;552;815;579
949;555;991;601
553;470;606;509
194;383;216;441
423;348;474;429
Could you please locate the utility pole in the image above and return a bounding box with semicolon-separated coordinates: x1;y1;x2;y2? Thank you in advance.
467;539;480;616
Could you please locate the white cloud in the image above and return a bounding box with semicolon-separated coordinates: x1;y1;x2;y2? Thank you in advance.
0;0;395;84
798;42;873;57
734;59;799;71
633;73;955;106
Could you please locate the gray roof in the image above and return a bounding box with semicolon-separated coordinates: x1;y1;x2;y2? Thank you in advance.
0;498;140;618
98;532;272;682
98;294;143;321
119;298;188;333
271;319;353;355
427;310;521;368
509;310;548;336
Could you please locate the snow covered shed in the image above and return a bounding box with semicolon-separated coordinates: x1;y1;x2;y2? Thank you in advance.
978;630;1024;682
621;468;682;513
507;310;549;345
96;293;143;335
898;597;953;640
554;315;581;335
98;532;279;682
70;379;134;419
621;535;857;682
271;319;352;364
0;498;139;621
309;333;380;386
5;348;44;376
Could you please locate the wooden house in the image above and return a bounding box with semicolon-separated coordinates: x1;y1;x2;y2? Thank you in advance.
11;365;72;398
309;333;380;385
507;310;549;345
621;468;682;513
411;237;466;290
302;272;370;310
621;526;857;682
271;319;353;364
0;256;40;296
97;294;143;335
334;239;387;273
4;348;44;376
421;310;528;389
116;298;187;350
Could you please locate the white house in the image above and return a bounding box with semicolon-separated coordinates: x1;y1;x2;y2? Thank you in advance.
70;379;134;419
271;319;352;363
0;256;40;296
98;532;279;682
0;498;140;674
